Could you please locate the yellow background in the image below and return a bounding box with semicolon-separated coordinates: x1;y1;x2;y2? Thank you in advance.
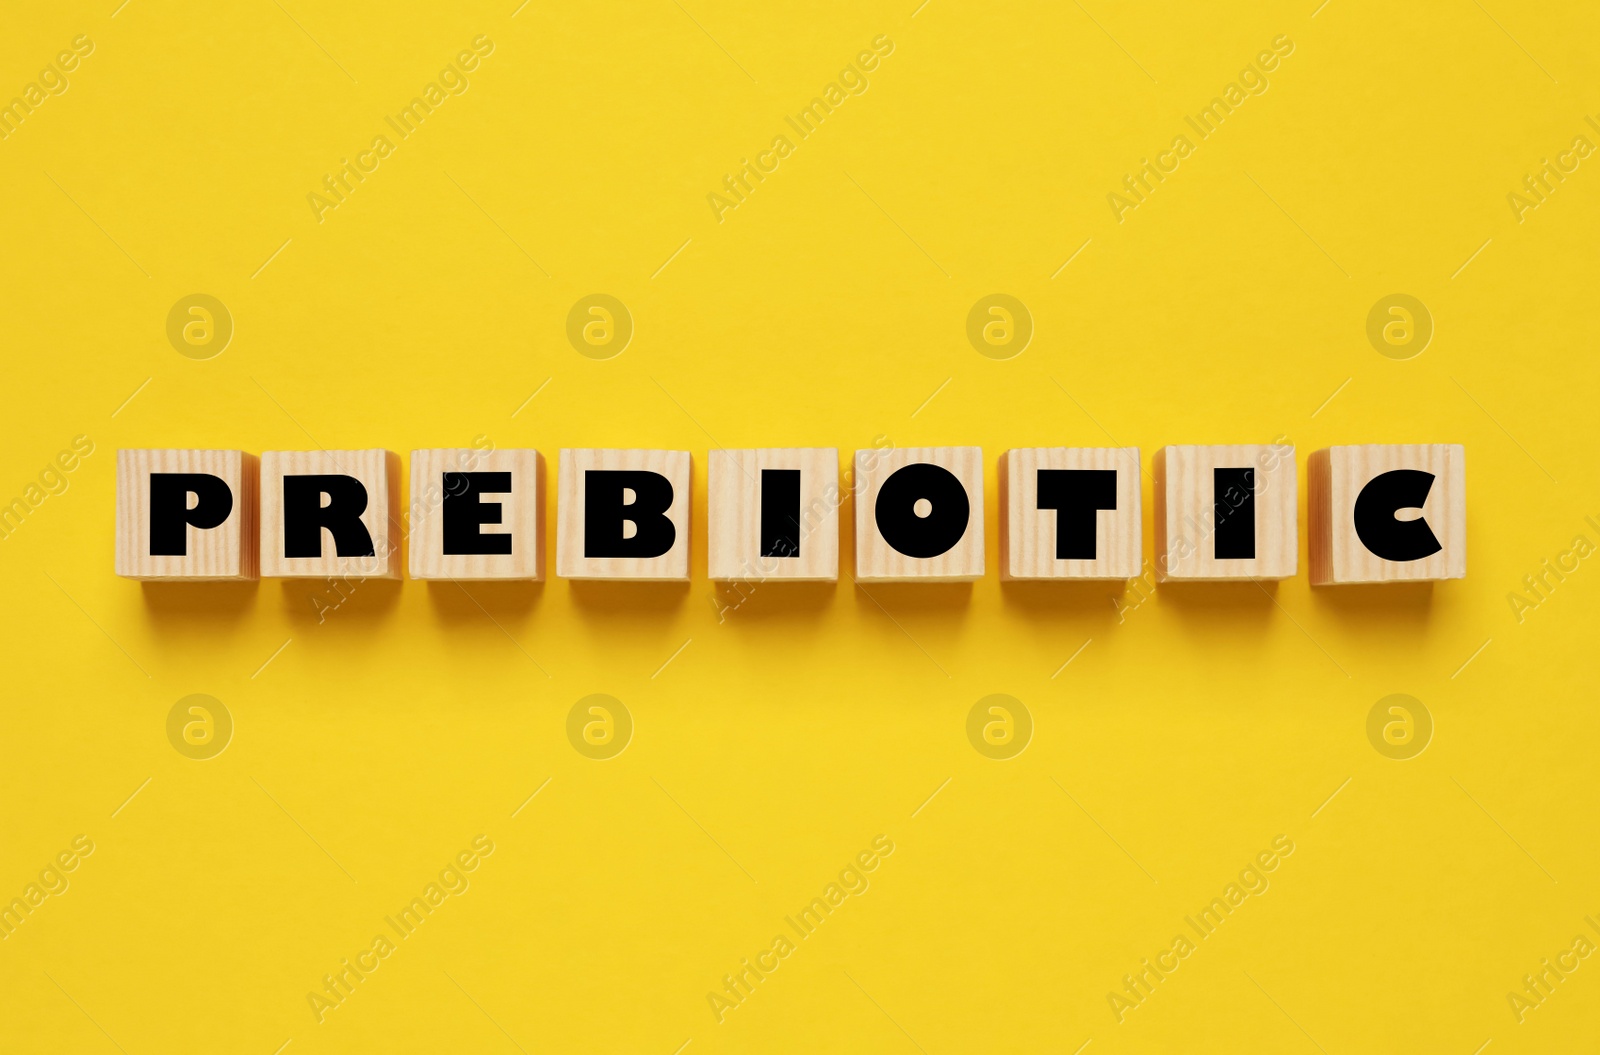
2;0;1598;1051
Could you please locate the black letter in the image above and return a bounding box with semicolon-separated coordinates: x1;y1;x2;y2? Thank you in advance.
1036;469;1116;559
283;475;374;558
875;463;969;558
1213;467;1256;559
585;470;675;558
149;473;233;555
442;472;512;555
1354;469;1441;561
760;469;801;558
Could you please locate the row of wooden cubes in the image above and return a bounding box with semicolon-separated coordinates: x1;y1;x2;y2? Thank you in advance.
115;444;1464;584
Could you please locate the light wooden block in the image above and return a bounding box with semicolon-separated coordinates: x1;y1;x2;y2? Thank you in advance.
854;446;984;582
556;449;691;581
409;449;545;581
115;449;257;580
260;450;400;579
1309;444;1465;584
1154;444;1296;581
1000;447;1141;580
708;448;839;582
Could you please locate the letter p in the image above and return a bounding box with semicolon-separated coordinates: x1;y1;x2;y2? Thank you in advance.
149;473;233;555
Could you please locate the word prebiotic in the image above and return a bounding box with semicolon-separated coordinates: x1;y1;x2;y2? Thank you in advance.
114;444;1466;586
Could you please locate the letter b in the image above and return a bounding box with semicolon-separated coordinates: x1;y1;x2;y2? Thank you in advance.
585;470;675;558
557;450;691;581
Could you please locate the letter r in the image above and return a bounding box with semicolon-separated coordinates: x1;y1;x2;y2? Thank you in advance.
283;475;375;558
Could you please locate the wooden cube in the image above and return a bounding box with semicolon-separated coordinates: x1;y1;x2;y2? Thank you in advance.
115;449;257;580
1154;444;1296;581
854;446;984;582
409;448;545;581
1000;447;1141;580
708;448;839;582
260;450;400;579
1309;444;1465;584
556;449;691;581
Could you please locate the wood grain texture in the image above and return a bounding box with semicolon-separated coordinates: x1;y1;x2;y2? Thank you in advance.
854;446;984;582
708;448;839;582
1000;447;1141;580
1154;444;1296;581
260;450;400;579
1309;444;1465;584
555;449;691;581
408;448;545;581
115;449;257;580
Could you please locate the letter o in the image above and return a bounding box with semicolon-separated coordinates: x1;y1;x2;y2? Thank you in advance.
874;463;970;558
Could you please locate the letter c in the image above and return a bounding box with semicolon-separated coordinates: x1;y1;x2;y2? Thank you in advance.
756;951;778;972
1353;469;1442;562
